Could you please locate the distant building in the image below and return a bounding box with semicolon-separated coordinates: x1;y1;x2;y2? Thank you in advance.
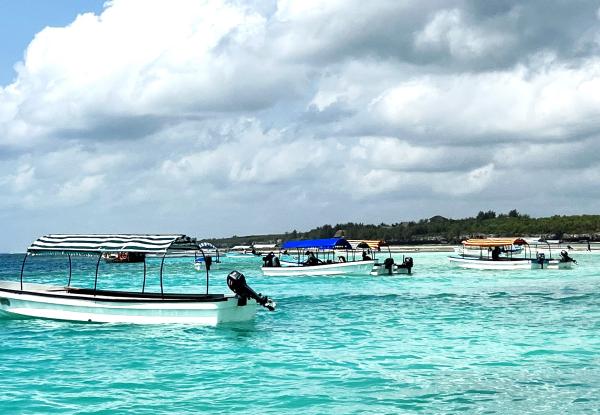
429;215;448;223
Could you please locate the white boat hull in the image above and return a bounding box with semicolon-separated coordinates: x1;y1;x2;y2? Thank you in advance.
448;256;574;270
449;256;535;270
262;260;375;276
545;260;574;270
0;281;257;325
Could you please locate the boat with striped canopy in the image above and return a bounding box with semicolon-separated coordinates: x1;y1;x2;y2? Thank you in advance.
193;242;222;271
448;238;575;270
0;234;275;324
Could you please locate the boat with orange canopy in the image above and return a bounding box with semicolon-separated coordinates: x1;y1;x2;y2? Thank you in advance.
449;238;575;270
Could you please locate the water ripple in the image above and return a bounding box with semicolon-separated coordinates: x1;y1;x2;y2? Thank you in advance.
1;252;599;413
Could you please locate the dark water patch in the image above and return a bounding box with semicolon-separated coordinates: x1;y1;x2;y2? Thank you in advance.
573;397;591;402
488;291;509;298
521;291;552;297
404;363;450;370
556;383;590;388
473;361;520;367
464;389;499;395
445;396;475;404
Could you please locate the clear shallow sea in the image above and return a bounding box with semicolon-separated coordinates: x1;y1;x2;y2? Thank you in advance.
1;251;599;414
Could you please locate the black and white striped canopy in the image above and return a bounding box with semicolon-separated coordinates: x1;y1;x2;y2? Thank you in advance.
28;234;204;254
198;242;218;251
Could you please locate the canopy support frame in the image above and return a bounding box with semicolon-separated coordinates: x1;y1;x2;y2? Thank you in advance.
67;254;72;287
142;256;147;293
93;253;102;295
19;253;29;291
159;252;167;298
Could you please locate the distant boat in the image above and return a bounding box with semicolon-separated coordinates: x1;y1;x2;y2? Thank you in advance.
448;238;576;270
102;252;145;263
0;234;275;324
227;245;263;258
345;239;414;275
193;242;222;271
262;238;375;276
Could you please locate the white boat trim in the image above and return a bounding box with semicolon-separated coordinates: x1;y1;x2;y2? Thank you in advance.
262;260;375;276
448;256;536;270
448;256;574;270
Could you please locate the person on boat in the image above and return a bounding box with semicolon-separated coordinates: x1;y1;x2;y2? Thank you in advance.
263;252;275;267
588;241;592;251
362;251;372;261
251;248;259;256
491;246;501;261
304;251;320;266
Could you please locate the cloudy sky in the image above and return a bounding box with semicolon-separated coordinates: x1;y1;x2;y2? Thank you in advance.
1;0;600;251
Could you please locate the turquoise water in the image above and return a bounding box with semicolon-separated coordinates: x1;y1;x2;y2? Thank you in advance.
1;252;599;414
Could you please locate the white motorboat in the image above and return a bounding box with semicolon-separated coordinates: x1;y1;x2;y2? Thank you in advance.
448;238;576;270
0;234;275;325
347;240;414;276
262;238;375;276
227;245;263;259
370;256;414;275
193;241;222;271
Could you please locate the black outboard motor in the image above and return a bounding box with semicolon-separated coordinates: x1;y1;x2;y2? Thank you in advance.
384;257;395;275
205;256;212;271
404;257;413;274
536;252;545;269
227;271;276;311
398;257;413;275
560;250;577;264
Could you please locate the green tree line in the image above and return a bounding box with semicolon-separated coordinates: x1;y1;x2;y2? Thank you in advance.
206;210;600;247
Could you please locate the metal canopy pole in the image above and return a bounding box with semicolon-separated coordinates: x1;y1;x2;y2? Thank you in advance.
67;254;72;286
159;252;167;298
194;246;208;294
199;248;209;295
19;253;29;291
93;253;102;296
142;255;147;293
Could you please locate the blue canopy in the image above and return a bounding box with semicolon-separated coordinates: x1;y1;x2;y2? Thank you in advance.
281;238;352;250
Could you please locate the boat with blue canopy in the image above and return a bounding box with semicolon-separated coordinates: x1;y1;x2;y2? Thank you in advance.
261;237;375;276
0;234;275;324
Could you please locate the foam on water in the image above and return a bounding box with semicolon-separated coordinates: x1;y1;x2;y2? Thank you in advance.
1;251;599;413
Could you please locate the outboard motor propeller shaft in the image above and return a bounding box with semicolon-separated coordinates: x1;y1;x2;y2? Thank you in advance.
227;271;276;311
536;252;545;269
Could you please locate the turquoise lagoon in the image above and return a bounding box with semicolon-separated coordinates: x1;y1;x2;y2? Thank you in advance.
0;251;599;414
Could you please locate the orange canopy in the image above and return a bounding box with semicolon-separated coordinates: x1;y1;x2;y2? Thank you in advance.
462;238;527;247
347;240;388;250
